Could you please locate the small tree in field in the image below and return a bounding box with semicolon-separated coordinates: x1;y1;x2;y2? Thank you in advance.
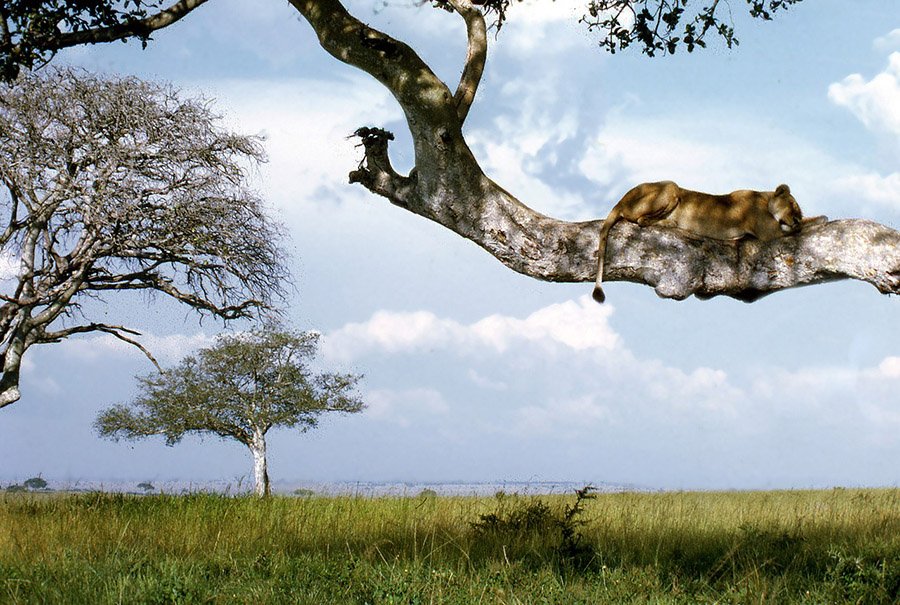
22;476;47;491
94;324;364;497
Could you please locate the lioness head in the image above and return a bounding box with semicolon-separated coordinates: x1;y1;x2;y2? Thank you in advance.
769;184;802;234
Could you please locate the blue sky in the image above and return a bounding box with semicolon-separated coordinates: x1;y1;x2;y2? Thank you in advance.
2;0;900;490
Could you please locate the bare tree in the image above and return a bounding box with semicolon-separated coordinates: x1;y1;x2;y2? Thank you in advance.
3;1;899;307
95;324;365;497
0;67;288;408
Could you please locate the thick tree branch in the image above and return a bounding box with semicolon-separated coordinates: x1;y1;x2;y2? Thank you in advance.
592;218;900;301
288;0;450;116
348;127;417;208
289;0;483;208
447;0;488;124
38;0;211;52
347;125;900;301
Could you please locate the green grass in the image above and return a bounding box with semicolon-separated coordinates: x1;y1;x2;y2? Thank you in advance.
0;488;898;603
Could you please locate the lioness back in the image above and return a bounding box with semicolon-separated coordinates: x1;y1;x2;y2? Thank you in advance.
666;188;783;241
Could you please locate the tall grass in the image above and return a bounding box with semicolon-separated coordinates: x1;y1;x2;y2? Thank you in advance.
0;488;897;603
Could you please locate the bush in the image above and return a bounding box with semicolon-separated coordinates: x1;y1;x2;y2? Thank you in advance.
23;477;47;491
470;485;597;570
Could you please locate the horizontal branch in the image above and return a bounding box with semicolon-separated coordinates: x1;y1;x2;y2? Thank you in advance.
41;323;160;369
350;129;900;301
595;218;900;301
42;0;212;51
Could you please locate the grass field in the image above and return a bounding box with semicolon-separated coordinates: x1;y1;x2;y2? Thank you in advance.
0;488;897;603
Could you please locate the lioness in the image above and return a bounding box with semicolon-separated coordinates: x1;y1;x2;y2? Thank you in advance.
593;181;808;303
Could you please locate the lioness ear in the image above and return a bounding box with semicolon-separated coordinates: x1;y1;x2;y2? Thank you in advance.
775;184;791;196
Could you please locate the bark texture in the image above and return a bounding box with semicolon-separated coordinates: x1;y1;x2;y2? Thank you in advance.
251;428;270;497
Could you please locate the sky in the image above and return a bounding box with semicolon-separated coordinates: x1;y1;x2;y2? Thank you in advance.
2;0;900;491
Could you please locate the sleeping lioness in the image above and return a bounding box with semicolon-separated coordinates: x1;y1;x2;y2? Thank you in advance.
593;181;819;303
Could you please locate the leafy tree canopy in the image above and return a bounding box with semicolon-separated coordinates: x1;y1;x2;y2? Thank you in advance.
95;324;364;496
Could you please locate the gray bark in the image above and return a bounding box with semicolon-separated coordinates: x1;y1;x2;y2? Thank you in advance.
250;427;270;497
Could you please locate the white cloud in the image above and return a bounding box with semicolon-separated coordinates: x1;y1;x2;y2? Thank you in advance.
874;29;900;53
514;395;612;436
467;73;590;220
58;331;215;365
322;295;620;361
321;295;900;466
579;110;830;195
324;296;749;442
0;250;20;282
577;107;900;216
875;356;900;378
831;171;900;209
644;365;742;415
364;387;449;427
747;358;900;448
467;368;508;391
499;0;587;56
828;53;900;139
198;77;401;213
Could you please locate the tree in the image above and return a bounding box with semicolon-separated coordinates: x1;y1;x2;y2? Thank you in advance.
22;475;47;490
94;324;365;497
4;1;900;305
0;67;288;408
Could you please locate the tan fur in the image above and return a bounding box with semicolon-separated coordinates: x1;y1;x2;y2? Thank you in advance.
593;181;807;303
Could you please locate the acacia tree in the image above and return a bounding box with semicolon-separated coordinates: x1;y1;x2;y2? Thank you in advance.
95;324;364;497
0;67;288;408
4;1;900;305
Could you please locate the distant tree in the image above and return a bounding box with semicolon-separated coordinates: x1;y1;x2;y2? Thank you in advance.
95;324;365;497
137;481;155;493
23;476;47;490
0;67;288;408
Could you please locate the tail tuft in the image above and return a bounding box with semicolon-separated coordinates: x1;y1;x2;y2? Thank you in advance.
592;286;606;304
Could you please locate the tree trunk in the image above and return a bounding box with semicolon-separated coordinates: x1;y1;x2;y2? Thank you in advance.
249;428;270;497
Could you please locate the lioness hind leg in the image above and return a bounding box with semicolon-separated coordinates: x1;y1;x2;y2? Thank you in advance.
593;183;678;303
801;215;828;228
